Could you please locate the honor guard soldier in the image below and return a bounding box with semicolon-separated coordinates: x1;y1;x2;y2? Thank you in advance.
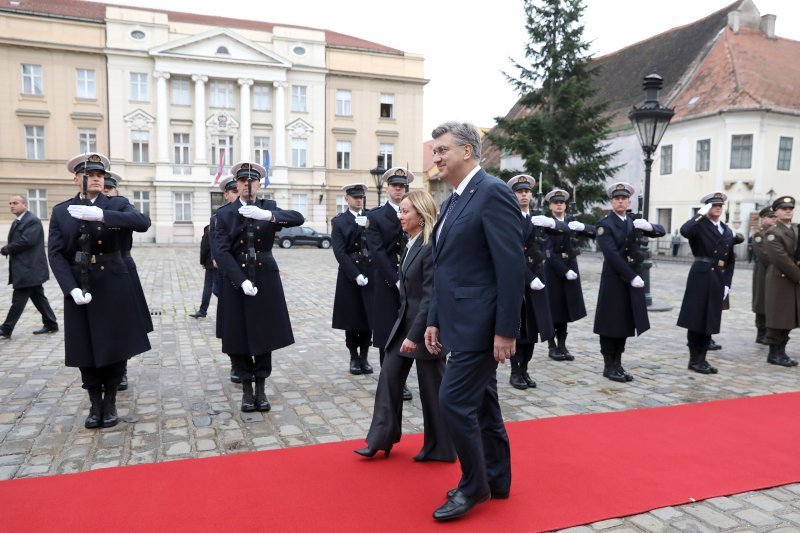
751;206;777;345
367;166;413;400
214;162;305;412
102;170;152;391
593;182;665;382
676;192;736;374
331;183;375;375
763;196;800;367
48;153;152;428
506;175;554;389
543;188;595;361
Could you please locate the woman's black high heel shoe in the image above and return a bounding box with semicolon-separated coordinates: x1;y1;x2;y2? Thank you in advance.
354;446;391;458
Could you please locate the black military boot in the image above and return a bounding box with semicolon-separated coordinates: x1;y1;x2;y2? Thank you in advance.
241;380;256;412
689;346;717;374
521;356;536;388
616;352;634;381
254;377;271;412
349;347;362;375
548;339;566;361
601;350;626;382
85;387;103;429
768;343;799;367
702;348;718;374
509;358;528;390
402;384;413;401
118;370;128;391
556;332;574;361
359;345;374;374
101;386;119;428
755;327;768;345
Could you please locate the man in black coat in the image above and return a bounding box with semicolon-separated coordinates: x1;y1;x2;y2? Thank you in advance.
189;224;215;318
212;176;240;384
1;194;58;339
677;192;736;374
593;182;665;383
366;166;412;400
214;161;304;413
331;183;374;375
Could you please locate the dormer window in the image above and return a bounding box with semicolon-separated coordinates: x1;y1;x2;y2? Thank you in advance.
216;46;230;55
130;30;146;40
292;45;307;57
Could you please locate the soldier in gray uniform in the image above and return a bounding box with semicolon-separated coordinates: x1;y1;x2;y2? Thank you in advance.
751;206;777;344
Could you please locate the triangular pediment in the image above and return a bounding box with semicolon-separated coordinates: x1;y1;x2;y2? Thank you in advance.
123;108;155;129
149;29;292;68
286;118;313;138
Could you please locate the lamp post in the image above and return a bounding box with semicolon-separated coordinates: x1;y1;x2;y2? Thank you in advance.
369;155;386;207
628;73;675;310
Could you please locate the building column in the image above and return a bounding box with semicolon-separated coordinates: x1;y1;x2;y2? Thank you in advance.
154;71;171;163
273;81;287;166
238;78;253;163
192;75;208;165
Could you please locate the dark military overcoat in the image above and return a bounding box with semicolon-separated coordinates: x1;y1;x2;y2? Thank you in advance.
751;229;769;314
520;214;554;343
214;198;304;355
331;210;373;331
48;193;152;368
543;218;594;324
764;222;800;330
365;202;404;347
118;220;153;333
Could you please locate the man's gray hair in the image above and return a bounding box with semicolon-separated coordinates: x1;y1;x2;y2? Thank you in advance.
12;194;28;206
431;121;481;161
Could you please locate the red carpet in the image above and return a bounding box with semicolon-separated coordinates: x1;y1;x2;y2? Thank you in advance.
3;393;800;532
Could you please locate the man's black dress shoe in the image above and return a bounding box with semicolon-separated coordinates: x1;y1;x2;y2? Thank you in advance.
402;384;412;401
0;330;10;340
767;356;799;367
706;339;722;351
353;446;391;458
433;490;490;521
32;325;58;335
522;372;536;388
447;487;509;500
189;311;207;318
688;361;718;374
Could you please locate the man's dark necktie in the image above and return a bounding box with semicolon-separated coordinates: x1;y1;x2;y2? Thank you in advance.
442;192;460;225
8;219;18;242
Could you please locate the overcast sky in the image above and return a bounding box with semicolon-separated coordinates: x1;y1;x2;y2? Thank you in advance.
116;0;800;136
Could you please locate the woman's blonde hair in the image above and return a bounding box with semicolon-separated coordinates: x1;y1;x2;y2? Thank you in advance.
402;190;439;245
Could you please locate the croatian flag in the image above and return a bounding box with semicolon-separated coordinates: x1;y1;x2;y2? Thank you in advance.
210;152;225;187
262;149;271;188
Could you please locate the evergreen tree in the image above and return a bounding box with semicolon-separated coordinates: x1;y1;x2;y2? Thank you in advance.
489;0;620;213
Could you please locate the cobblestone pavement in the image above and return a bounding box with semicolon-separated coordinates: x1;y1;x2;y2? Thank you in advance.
1;245;799;532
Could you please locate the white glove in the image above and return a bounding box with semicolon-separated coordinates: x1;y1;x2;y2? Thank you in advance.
241;279;258;296
531;215;556;228
355;216;367;227
356;274;369;287
568;221;585;232
698;203;712;216
396;280;400;290
70;288;92;305
530;277;545;291
565;270;578;281
630;276;645;288
723;286;730;301
238;205;272;221
67;205;104;222
633;219;653;232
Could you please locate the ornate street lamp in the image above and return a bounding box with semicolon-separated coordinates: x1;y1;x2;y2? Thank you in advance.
628;73;675;310
369;155;386;207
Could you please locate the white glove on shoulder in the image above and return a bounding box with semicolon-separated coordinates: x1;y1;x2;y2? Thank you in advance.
630;276;645;288
723;286;730;301
565;269;578;281
531;215;556;228
632;219;653;232
568;221;585;232
241;279;258;296
356;274;369;287
67;205;104;222
238;205;272;221
530;277;545;291
698;203;712;216
70;288;92;305
354;215;367;227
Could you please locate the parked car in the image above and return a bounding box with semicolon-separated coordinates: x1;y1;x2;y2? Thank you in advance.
274;226;332;249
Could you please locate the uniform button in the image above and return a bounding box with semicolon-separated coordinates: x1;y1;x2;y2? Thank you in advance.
97;240;102;244
710;268;714;271
258;262;262;266
257;239;261;243
100;266;104;271
97;226;102;231
242;264;246;268
256;226;260;230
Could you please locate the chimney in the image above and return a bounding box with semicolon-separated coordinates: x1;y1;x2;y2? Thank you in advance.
728;11;740;33
760;14;776;39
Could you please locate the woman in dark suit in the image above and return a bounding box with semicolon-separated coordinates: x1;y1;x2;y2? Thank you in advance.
355;190;455;462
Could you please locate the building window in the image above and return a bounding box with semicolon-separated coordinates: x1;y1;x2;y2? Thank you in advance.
695;139;710;172
25;125;45;160
133;190;150;216
336;90;352;116
173;133;190;173
336;196;347;214
656;208;672;234
730;134;753;169
130;72;149;101
380;93;394;118
216;46;230;55
253;84;271;111
209;81;234;108
27;189;47;220
173;192;192;222
211;135;233;173
78;128;97;153
291;194;308;219
172;78;190;105
130;30;146;40
76;69;96;99
778;136;793;171
21;64;43;96
291;85;307;112
660;145;672;175
379;143;394;169
253;136;270;166
132;130;149;163
336;141;351;170
291;138;307;168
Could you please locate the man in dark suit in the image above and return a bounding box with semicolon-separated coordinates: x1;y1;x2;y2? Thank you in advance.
366;167;412;400
189;224;215;318
1;194;58;339
331;183;374;375
677;192;736;374
424;122;524;521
